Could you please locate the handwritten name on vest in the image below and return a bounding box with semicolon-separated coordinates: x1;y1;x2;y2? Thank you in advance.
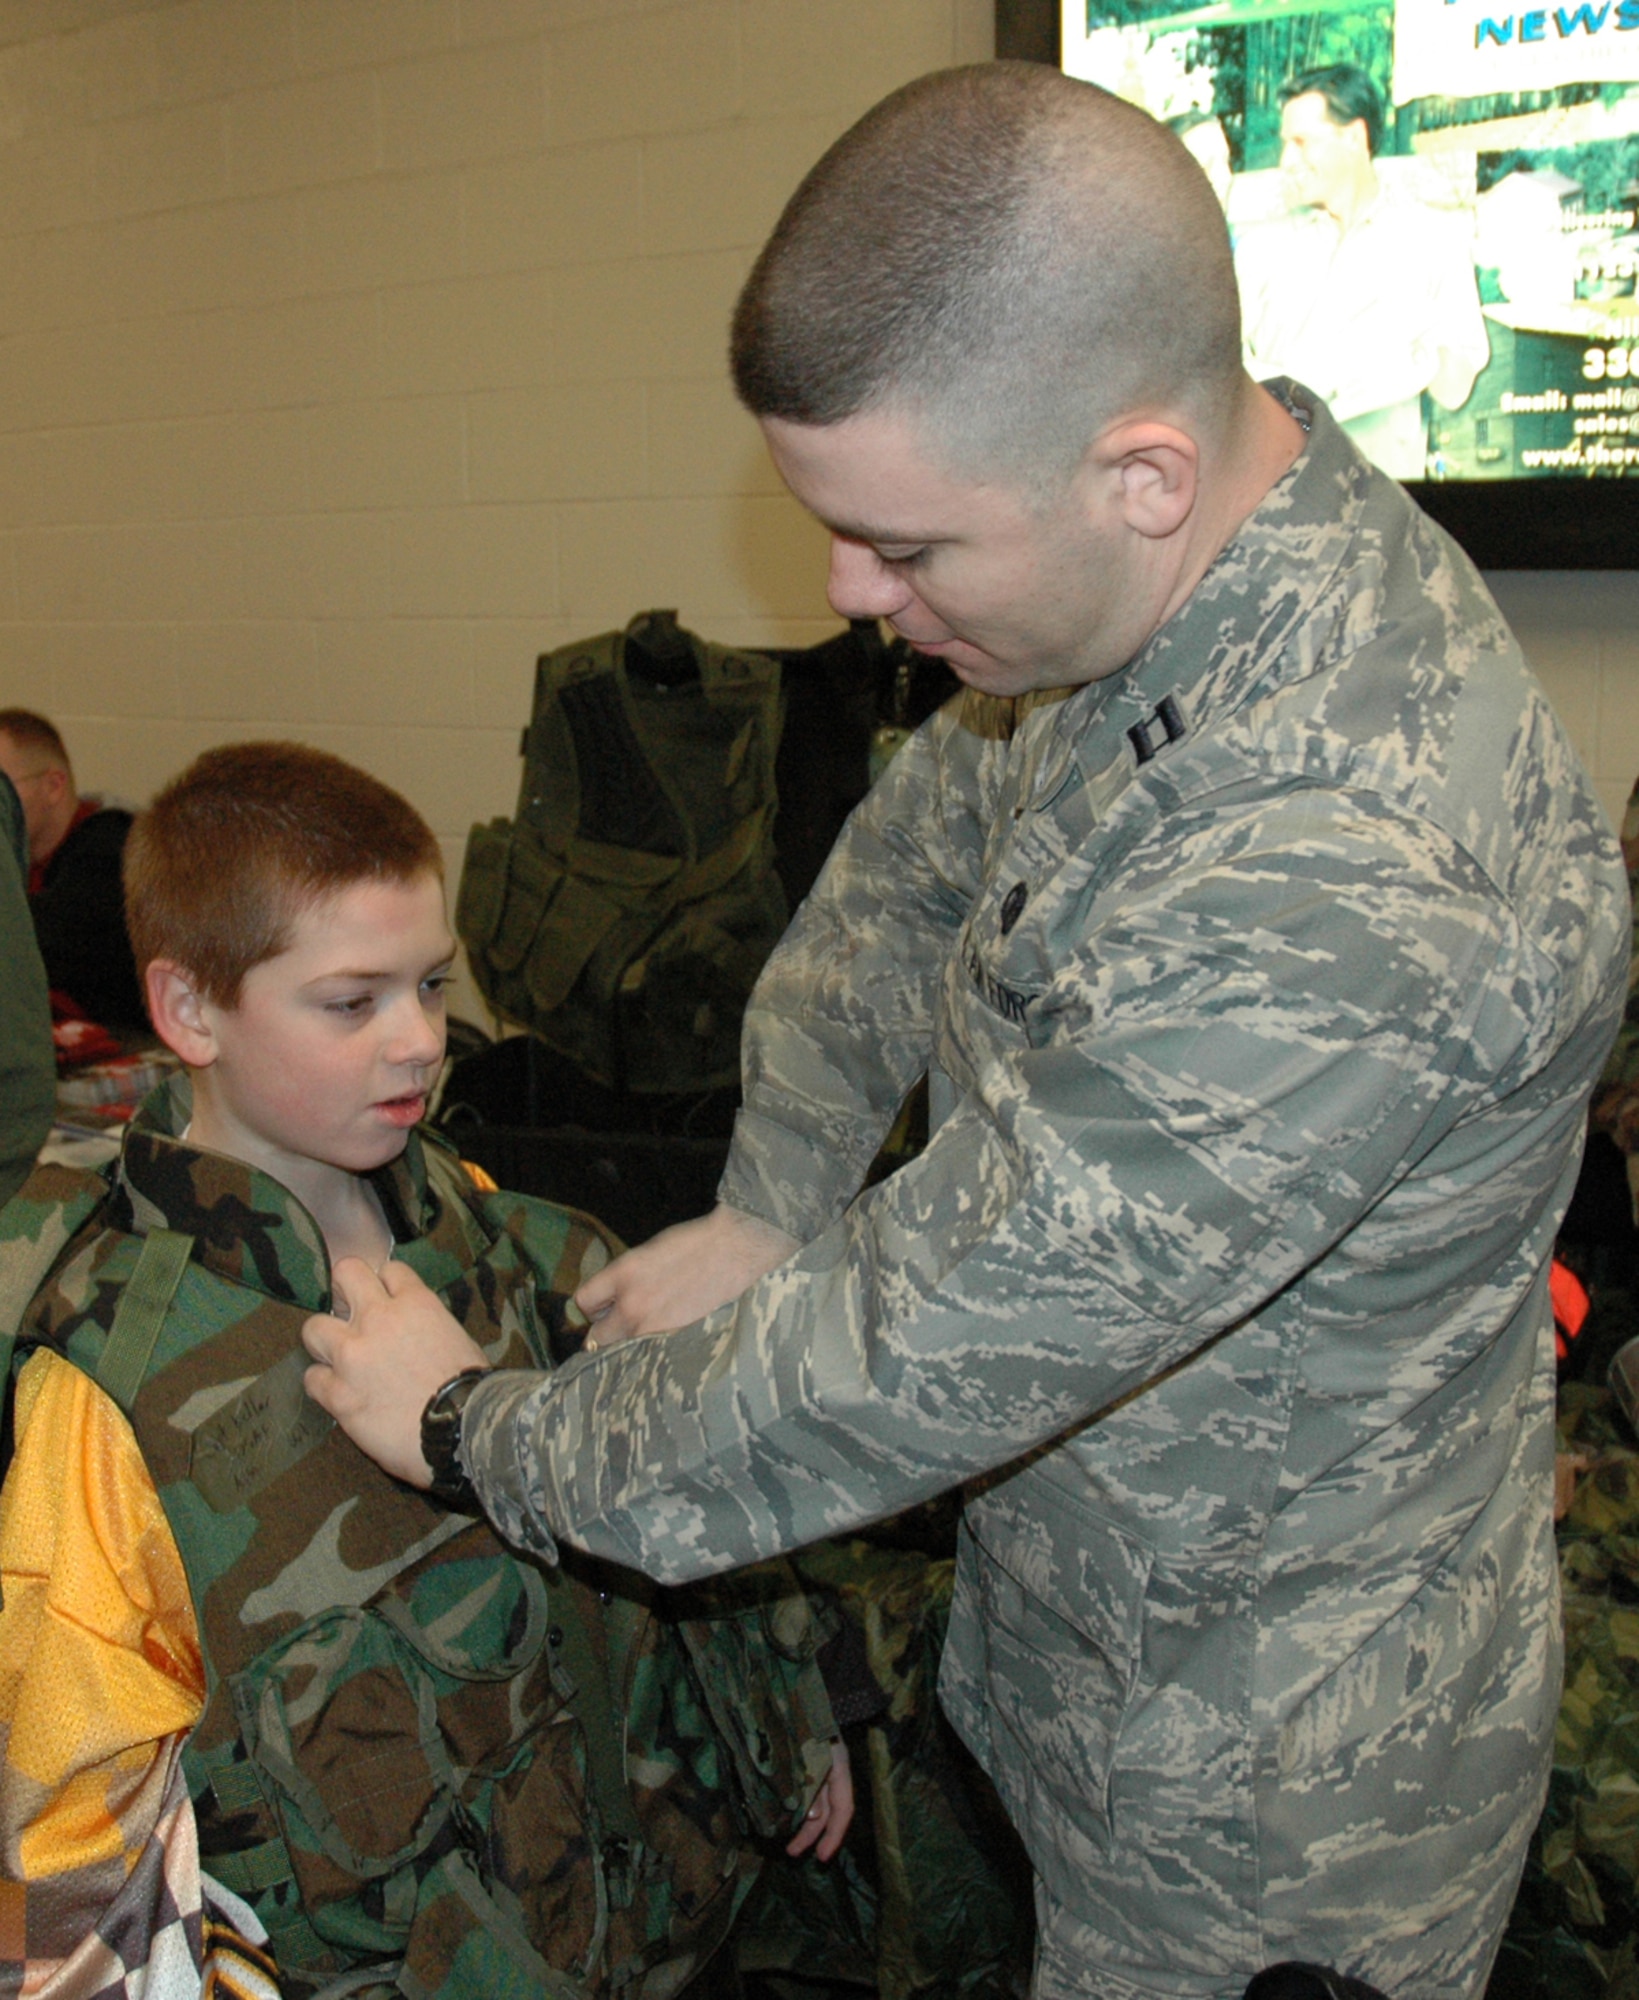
189;1346;335;1513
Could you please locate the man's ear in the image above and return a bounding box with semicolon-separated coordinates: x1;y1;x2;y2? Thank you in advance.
145;960;218;1068
1088;419;1201;541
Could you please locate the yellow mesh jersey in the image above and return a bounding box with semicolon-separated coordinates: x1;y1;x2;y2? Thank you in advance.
0;1349;203;1921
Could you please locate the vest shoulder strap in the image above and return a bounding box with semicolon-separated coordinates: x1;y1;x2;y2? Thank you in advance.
96;1227;194;1410
544;1562;643;1854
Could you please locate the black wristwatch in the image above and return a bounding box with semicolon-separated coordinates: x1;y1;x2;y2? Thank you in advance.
420;1366;490;1512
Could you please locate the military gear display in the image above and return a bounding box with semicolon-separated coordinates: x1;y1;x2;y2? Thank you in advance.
458;610;787;1095
1488;1382;1639;2000
0;1079;837;1999
446;615;956;1236
768;621;953;914
437;1027;737;1249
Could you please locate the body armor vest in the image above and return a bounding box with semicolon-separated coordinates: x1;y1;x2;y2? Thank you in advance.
457;610;786;1094
4;1126;828;1999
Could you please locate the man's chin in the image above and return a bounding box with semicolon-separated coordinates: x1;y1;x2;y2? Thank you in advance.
916;637;999;680
943;651;1045;698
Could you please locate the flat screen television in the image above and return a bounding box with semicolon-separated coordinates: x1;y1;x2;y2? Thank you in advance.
995;0;1639;564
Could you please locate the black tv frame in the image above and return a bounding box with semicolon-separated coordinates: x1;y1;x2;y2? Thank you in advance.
995;0;1639;568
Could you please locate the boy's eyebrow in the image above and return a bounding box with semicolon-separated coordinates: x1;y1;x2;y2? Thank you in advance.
305;953;456;984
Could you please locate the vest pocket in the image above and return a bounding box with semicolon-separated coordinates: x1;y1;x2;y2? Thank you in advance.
235;1608;467;1884
229;1550;572;1961
489;828;564;977
454;817;511;954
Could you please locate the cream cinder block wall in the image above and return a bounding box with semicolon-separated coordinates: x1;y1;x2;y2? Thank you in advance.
1481;572;1639;835
0;0;1633;1027
0;0;991;1020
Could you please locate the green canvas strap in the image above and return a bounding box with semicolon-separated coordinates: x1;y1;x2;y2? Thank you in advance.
96;1228;193;1410
205;1834;294;1897
543;1566;642;1872
209;1759;270;1815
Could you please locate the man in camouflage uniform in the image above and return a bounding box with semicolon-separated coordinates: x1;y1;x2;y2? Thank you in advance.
304;65;1629;1999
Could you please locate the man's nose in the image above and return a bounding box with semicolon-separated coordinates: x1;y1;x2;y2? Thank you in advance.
827;537;913;621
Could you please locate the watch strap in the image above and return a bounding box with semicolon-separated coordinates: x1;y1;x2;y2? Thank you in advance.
420;1365;490;1512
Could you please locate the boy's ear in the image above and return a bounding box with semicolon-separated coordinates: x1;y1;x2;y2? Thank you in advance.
145;960;218;1068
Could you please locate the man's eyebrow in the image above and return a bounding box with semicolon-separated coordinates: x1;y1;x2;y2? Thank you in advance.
827;519;949;548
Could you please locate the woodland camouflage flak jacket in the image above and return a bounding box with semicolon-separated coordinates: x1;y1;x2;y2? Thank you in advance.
0;1080;836;1999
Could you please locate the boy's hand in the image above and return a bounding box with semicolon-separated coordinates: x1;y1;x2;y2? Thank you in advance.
784;1741;854;1863
303;1259;489;1487
575;1203;800;1346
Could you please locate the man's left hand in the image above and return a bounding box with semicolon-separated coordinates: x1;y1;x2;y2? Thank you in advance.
303;1258;489;1486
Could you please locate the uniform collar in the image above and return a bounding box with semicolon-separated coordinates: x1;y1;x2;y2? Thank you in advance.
115;1074;440;1312
1058;380;1377;754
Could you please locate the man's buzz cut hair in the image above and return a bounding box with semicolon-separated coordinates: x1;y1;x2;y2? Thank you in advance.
730;61;1243;487
0;708;70;772
124;741;443;1007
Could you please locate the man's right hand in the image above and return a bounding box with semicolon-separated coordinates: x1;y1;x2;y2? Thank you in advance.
574;1203;800;1345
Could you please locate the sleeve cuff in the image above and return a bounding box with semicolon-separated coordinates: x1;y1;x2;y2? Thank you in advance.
460;1367;562;1564
718;1107;860;1242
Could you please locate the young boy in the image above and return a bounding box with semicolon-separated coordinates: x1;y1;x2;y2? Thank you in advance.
0;742;845;2000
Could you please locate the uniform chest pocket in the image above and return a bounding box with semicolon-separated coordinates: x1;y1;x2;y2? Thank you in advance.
964;1502;1153;1860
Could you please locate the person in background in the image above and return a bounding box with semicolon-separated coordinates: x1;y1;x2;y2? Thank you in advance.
0;708;146;1034
0;770;53;1209
1237;64;1489;479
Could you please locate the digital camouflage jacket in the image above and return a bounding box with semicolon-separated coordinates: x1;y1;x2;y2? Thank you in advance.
458;388;1629;1999
4;1079;836;1999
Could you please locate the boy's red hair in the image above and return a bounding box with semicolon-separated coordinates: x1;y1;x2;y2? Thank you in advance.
125;742;442;1006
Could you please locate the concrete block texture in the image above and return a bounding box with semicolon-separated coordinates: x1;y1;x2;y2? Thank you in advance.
0;0;1625;1005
